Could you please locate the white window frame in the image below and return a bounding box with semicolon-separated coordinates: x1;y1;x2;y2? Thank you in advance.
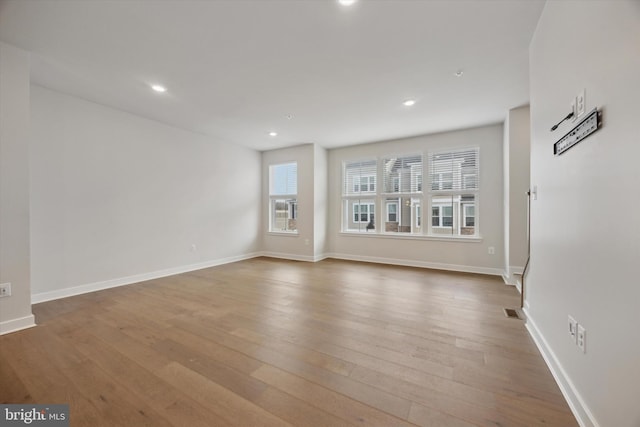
354;175;376;193
386;202;398;222
269;162;298;234
463;204;475;227
431;205;454;228
353;202;375;223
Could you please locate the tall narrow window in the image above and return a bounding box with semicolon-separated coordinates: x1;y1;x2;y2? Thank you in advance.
269;162;297;233
343;159;377;232
427;148;479;236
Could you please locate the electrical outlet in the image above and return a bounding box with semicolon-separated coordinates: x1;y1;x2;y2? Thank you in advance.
488;246;495;255
190;244;197;252
568;315;577;343
577;324;586;353
570;98;577;122
0;283;11;298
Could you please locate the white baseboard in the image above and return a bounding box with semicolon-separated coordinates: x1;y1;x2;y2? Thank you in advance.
260;251;328;263
31;252;261;304
501;272;513;285
0;314;36;335
509;265;524;275
524;308;599;427
31;250;502;305
326;252;503;276
502;265;525;287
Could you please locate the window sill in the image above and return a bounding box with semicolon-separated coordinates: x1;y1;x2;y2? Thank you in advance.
268;231;299;237
338;231;482;243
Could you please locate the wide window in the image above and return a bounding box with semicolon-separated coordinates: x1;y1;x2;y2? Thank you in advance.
269;162;297;233
341;148;479;238
427;148;479;236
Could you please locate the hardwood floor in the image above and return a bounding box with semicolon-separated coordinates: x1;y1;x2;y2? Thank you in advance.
0;257;577;426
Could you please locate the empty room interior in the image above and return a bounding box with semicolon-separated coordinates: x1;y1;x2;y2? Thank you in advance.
0;1;638;426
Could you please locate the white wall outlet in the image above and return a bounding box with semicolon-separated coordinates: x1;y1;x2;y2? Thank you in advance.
488;246;495;255
568;315;578;343
304;239;310;246
531;185;538;200
570;98;577;122
577;324;586;353
0;283;11;298
190;244;197;252
576;89;586;119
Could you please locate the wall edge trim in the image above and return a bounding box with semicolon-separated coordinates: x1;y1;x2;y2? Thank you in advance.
326;252;502;276
524;307;599;427
31;252;262;304
0;314;36;335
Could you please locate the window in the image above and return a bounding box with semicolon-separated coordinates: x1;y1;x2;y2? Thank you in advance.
341;149;478;238
432;205;453;227
343;160;377;232
387;202;398;222
354;175;375;193
269;162;297;233
381;155;422;234
345;200;375;231
463;204;475;227
428;148;479;236
431;172;453;190
344;160;377;196
412;166;423;192
353;202;375;223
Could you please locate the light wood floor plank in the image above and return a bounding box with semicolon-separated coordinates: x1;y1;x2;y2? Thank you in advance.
0;257;577;426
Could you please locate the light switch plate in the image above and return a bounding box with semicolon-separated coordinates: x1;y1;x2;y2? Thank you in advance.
576;89;586;118
568;315;577;343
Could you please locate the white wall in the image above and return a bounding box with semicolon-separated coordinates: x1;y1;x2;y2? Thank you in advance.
30;85;262;302
314;144;328;258
327;124;504;274
528;2;640;426
503;105;530;284
0;43;35;334
262;144;315;260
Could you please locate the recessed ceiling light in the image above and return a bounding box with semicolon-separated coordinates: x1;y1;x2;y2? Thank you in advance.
454;70;464;77
151;84;167;93
269;131;278;137
338;0;357;6
403;99;416;107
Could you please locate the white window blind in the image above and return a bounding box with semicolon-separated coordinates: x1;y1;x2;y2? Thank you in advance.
270;162;297;195
427;148;479;237
382;155;422;194
344;160;377;195
428;148;478;192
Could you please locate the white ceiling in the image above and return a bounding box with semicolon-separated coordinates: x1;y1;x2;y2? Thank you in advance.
0;0;545;151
